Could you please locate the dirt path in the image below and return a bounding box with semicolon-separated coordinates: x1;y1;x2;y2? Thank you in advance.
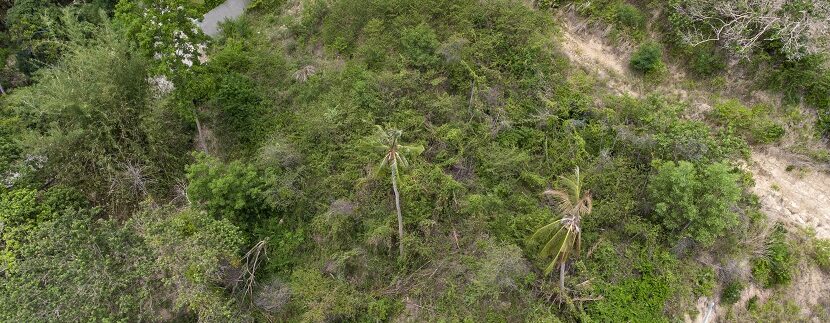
199;0;252;37
557;16;639;98
751;149;830;239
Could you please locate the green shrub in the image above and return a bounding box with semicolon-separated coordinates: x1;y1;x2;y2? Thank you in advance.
612;3;645;30
588;275;675;322
709;100;785;144
186;153;276;235
762;55;830;136
249;0;285;11
721;280;744;305
751;226;794;287
687;45;726;77
399;23;440;69
813;238;830;271
289;268;365;321
748;295;803;321
648;160;741;246
746;295;759;311
630;41;664;74
0;207;157;321
212;72;268;151
366;298;400;321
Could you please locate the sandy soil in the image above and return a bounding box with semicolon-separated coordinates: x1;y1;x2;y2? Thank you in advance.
751;149;830;239
557;16;639;98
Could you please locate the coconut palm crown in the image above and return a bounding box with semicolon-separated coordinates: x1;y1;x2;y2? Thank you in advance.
532;166;592;289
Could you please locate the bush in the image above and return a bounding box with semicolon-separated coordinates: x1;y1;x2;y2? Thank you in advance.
630;41;664;74
399;23;440;69
186;153;275;235
751;226;794;287
687;45;726;77
289;268;365;321
709;100;785;144
813;238;830;271
613;3;645;30
212;72;268;151
762;55;830;136
721;280;744;305
648;160;741;246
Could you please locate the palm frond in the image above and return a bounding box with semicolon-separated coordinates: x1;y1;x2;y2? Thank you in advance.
531;219;564;242
543;189;574;214
378;156;390;171
396;153;409;169
401;144;425;156
541;227;569;259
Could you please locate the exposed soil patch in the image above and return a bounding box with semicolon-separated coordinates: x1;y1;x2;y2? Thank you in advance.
557;15;639;98
751;148;830;239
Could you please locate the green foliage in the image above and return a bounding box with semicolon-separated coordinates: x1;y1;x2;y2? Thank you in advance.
709;100;785;144
137;206;248;320
648;160;741;246
747;294;804;321
0;205;157;321
813;238;830;271
687;44;726;77
4;0;61;75
115;0;206;77
0;0;801;320
612;3;645;30
586;246;679;322
590;275;673;322
249;0;286;11
5;26;190;212
288;267;365;321
186;153;294;236
751;226;794;287
721;280;744;305
562;0;646;40
630;41;664;75
0;189;56;271
212;72;268;150
762;55;830;136
400;23;440;69
611;95;749;162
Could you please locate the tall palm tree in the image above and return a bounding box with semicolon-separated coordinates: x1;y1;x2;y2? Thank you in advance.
532;166;592;290
375;125;423;257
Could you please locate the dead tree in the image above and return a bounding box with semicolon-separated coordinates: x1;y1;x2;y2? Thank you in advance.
234;240;268;300
674;0;830;60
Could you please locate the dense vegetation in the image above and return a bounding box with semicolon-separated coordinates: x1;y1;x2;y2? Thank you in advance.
1;0;828;321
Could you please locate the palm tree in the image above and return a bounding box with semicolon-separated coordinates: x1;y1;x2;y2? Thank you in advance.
532;166;592;290
375;125;423;257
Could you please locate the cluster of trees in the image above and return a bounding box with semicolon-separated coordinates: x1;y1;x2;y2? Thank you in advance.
0;0;813;321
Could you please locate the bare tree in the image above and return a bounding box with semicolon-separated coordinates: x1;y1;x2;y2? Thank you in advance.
234;240;268;300
674;0;830;60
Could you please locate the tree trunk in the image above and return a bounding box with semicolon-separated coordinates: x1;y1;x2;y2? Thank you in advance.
194;114;208;154
559;261;566;291
392;169;404;257
0;82;5;95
